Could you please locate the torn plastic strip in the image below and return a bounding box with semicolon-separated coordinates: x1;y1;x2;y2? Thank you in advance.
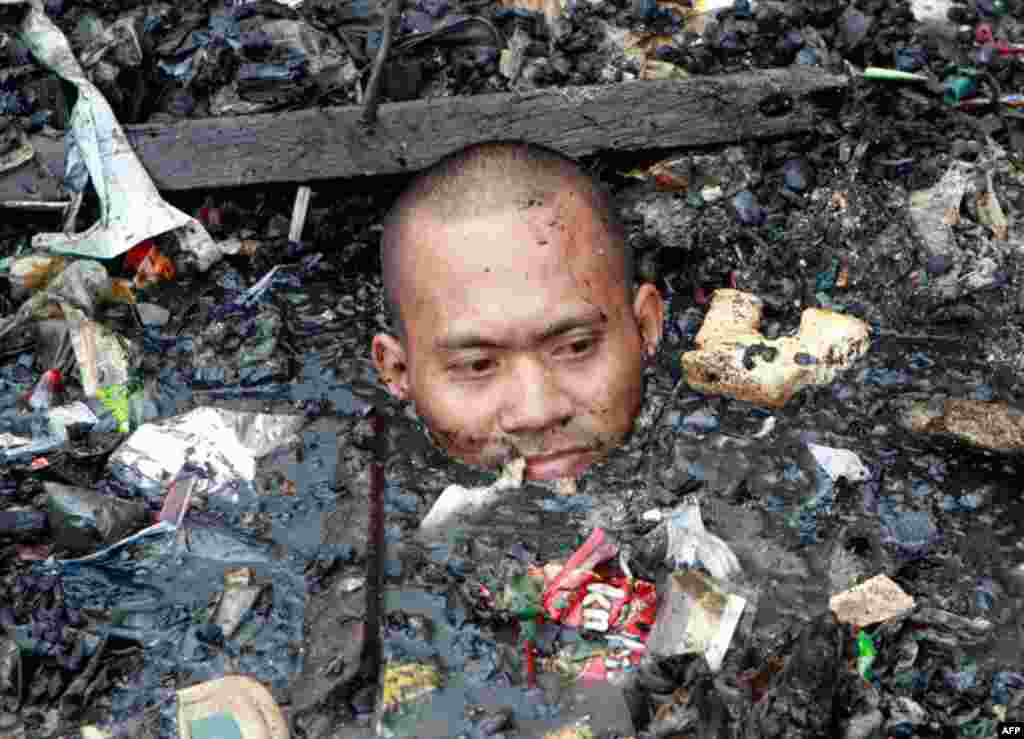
9;0;216;262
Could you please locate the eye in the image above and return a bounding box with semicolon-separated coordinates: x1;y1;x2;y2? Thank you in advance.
450;357;496;378
555;336;598;359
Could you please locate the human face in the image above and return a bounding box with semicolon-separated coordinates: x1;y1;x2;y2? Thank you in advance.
372;196;664;481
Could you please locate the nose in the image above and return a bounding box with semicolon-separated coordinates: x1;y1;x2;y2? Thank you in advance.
498;357;574;436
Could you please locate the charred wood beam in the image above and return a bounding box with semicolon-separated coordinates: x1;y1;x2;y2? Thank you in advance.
1;68;847;201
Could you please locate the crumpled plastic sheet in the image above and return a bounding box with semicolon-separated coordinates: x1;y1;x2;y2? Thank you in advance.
5;0;216;262
663;495;741;581
106;406;306;500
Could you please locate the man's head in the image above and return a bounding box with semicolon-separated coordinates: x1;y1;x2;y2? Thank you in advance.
372;140;664;481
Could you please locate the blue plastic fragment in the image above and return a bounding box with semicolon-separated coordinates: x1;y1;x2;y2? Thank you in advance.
732;190;766;226
972;384;994;401
718;31;740;51
367;29;384;54
680;409;720;433
796;47;818;65
634;0;659;21
943;662;977;691
991;671;1024;705
782;29;803;52
974;578;997;612
783;158;811;192
908;352;933;369
878;505;937;556
895;46;927;72
860;367;910;387
0;90;25;116
28;110;51;132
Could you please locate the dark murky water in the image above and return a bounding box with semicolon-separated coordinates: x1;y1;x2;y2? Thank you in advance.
2;267;1023;738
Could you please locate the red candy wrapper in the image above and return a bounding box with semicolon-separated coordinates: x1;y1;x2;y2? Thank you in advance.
543;528;619;621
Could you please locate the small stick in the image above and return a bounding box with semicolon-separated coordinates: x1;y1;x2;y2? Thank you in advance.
359;409;387;684
0;200;69;211
288;185;312;244
361;0;399;126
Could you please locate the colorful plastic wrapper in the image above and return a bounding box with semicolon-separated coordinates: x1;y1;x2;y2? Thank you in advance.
65;306;136;399
375;660;444;737
518;529;660;688
15;259;120;324
6;0;217;263
645;569;757;672
542;527;619;621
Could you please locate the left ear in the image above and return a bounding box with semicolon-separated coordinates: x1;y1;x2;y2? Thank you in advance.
632;283;665;359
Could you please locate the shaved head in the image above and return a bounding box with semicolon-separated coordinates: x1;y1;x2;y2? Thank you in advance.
370;139;664;481
380;140;634;342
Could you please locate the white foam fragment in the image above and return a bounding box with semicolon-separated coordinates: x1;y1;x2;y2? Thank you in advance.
807;443;870;482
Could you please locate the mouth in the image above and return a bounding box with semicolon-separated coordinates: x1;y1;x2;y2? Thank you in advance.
523;448;598;481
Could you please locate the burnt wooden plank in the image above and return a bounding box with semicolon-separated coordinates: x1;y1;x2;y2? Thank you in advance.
1;68;846;201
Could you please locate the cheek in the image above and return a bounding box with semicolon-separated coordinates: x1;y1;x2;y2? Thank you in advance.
571;340;643;419
410;369;495;441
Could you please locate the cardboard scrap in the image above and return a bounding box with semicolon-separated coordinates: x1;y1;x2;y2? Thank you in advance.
830;574;915;627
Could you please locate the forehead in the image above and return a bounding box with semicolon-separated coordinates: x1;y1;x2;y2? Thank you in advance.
404;196;615;275
398;199;626;343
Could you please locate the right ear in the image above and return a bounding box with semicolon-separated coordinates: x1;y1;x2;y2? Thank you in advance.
371;333;411;400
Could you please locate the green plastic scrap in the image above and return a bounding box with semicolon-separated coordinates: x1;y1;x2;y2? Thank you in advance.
520;618;538;642
856;630;876;681
96;384;130;433
95;382;144;433
863;67;930;82
959;719;998;737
